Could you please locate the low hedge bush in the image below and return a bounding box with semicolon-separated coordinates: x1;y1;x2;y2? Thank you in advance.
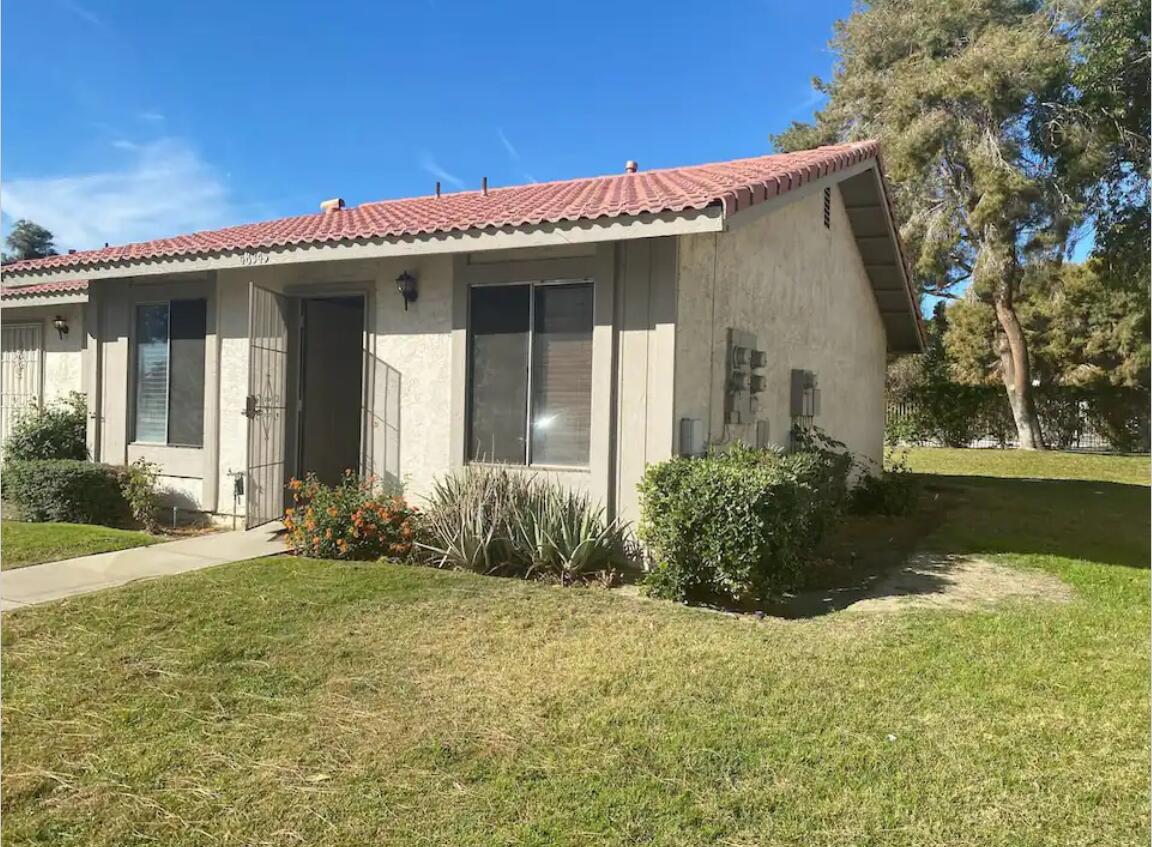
887;383;1150;451
4;392;88;460
2;459;130;525
850;452;919;517
122;458;161;532
285;473;418;560
639;442;851;607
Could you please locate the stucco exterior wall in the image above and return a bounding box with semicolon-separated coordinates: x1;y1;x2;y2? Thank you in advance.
215;254;455;514
673;186;887;467
84;238;677;522
91;277;215;511
613;237;677;524
1;302;86;402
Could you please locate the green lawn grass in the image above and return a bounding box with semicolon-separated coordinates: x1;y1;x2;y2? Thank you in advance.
2;450;1148;846
903;445;1150;485
1;521;157;570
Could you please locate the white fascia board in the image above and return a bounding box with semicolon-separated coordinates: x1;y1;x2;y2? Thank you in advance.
2;207;724;286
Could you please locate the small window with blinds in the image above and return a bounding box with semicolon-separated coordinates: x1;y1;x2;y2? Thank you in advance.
467;281;593;467
133;299;207;447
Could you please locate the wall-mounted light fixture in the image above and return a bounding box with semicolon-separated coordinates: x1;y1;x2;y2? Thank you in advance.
53;315;69;340
395;271;418;310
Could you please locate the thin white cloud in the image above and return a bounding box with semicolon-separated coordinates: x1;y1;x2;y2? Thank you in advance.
418;153;463;189
138;111;165;123
2;138;239;250
497;128;520;161
791;86;828;117
55;0;110;31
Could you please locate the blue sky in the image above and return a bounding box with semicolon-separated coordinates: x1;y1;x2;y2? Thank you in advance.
1;0;847;251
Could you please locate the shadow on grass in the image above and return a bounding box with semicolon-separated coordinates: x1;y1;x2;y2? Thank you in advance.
768;473;1149;619
922;474;1150;570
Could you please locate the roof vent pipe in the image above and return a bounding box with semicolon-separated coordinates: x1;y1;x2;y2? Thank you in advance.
435;181;441;198
320;197;345;213
625;160;638;173
481;176;488;196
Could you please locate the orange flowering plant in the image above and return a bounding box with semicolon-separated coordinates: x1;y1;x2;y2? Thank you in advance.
284;471;418;561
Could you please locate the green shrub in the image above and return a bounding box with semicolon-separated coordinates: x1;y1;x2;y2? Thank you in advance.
1085;390;1150;453
4;392;88;460
2;459;129;525
285;472;417;560
638;442;851;607
851;451;919;516
418;466;632;583
887;383;1150;451
121;458;161;532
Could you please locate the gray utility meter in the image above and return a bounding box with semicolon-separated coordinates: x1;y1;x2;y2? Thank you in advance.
725;328;767;425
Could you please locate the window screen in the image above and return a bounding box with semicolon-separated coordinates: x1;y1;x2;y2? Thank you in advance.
169;299;206;446
468;285;530;462
133;299;207;446
134;304;169;443
530;283;593;466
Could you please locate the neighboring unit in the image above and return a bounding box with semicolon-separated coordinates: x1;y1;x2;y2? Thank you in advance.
0;280;88;444
0;141;923;526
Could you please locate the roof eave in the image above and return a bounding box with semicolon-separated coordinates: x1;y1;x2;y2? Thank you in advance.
1;291;89;307
0;207;725;286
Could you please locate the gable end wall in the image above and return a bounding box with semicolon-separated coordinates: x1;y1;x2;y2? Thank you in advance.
673;185;887;467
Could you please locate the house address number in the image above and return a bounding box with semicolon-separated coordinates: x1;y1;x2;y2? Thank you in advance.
239;252;270;266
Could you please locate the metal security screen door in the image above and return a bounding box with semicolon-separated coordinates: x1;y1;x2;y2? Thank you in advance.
361;338;402;492
245;283;290;529
1;324;43;445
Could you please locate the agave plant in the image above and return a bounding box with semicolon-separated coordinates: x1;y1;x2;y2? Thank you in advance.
416;467;525;575
417;465;632;583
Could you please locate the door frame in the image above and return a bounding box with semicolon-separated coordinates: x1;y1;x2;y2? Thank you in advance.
291;292;369;483
280;281;375;484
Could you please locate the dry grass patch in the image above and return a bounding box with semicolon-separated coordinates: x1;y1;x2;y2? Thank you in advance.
845;552;1074;613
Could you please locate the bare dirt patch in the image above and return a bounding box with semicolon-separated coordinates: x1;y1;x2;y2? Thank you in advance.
844;552;1074;613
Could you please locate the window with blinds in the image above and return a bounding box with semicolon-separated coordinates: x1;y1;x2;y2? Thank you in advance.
133;299;207;447
467;281;593;467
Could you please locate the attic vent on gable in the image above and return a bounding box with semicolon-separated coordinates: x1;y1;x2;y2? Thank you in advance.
822;186;832;229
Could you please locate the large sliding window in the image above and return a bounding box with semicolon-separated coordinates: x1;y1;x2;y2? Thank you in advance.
133;299;207;447
467;281;593;467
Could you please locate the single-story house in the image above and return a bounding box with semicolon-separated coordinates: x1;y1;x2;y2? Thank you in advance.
0;140;923;528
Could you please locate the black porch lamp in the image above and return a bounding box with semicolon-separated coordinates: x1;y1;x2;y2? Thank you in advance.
52;315;69;340
395;271;418;310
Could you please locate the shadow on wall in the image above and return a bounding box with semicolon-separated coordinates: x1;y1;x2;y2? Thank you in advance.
152;486;216;529
362;352;402;495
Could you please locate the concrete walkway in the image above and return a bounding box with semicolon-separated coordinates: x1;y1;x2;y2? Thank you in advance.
1;522;287;610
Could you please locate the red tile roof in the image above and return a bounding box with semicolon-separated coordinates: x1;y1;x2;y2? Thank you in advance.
1;142;880;276
1;279;88;299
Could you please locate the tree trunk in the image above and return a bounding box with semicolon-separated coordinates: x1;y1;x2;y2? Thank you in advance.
975;226;1045;450
993;298;1045;449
